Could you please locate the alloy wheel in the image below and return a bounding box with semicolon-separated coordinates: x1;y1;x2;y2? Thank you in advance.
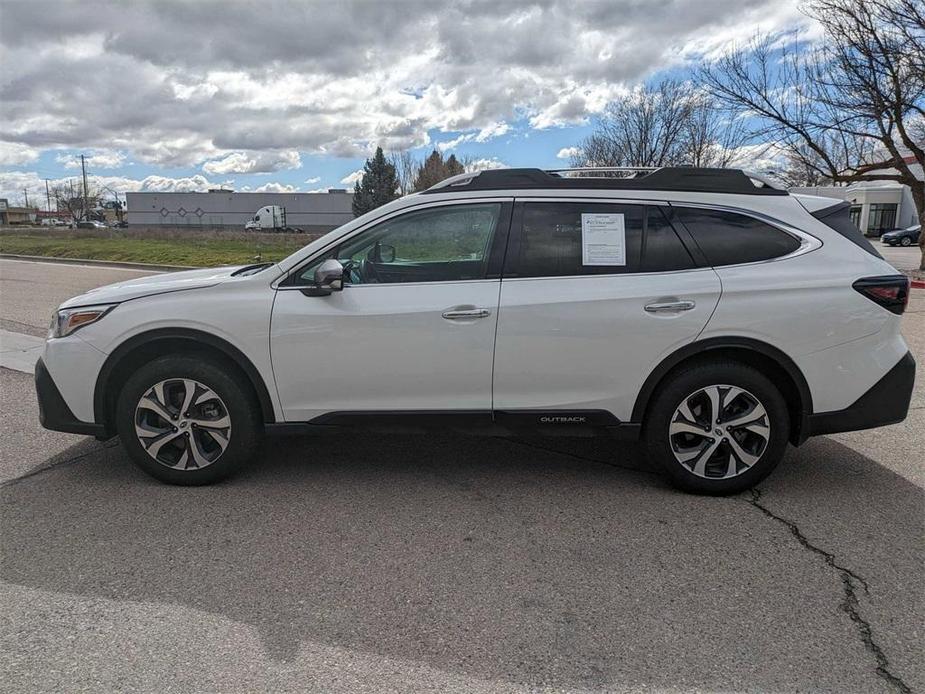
134;378;232;469
668;384;770;479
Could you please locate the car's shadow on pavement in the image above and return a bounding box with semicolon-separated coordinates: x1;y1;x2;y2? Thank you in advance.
2;433;923;691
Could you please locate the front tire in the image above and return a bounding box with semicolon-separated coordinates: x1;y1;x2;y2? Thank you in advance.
115;355;263;485
644;361;790;495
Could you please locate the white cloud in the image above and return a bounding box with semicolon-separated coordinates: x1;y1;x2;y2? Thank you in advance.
305;176;321;184
464;158;508;172
56;149;126;169
136;174;215;192
557;146;582;160
1;1;811;169
0;141;39;166
0;170;220;203
340;169;364;185
475;121;510;142
202;150;301;175
437;121;512;152
252;181;299;193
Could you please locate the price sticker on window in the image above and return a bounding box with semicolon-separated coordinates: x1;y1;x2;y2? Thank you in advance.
581;213;626;265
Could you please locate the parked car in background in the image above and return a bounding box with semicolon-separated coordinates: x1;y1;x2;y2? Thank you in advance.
40;218;63;227
36;167;915;495
76;220;108;229
881;224;921;247
112;221;129;228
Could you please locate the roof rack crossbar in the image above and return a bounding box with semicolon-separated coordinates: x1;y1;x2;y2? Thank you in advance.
421;166;789;196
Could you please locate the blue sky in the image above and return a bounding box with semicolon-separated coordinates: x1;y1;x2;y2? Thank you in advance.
0;0;812;206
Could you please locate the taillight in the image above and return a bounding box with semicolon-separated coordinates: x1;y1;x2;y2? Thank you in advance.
852;275;910;315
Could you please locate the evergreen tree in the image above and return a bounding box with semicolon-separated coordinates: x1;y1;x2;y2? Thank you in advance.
411;150;467;192
445;154;464;177
352;147;399;217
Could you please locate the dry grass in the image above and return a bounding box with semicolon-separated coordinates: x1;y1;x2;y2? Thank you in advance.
0;226;324;266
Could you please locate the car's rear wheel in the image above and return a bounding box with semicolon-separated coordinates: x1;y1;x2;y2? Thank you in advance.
900;236;912;246
644;361;790;495
115;355;262;485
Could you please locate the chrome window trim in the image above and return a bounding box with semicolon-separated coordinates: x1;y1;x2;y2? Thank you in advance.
668;201;823;268
272;196;513;289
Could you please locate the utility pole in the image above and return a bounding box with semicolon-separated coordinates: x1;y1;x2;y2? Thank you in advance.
23;188;29;208
45;179;51;212
80;154;90;221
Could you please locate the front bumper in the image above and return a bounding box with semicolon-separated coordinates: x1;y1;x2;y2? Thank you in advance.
34;357;107;437
804;351;916;437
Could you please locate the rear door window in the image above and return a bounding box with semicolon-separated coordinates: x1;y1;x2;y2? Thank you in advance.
672;207;801;267
506;202;693;278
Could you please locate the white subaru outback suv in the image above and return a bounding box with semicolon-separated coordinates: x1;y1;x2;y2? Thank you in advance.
36;167;915;494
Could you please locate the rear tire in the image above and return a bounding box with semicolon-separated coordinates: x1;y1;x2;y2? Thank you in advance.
115;355;263;485
900;236;912;246
644;360;790;495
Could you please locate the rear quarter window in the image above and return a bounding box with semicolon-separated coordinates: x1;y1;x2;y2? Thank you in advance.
674;207;801;267
810;201;882;258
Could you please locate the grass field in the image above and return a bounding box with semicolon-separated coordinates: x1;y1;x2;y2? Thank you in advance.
0;227;319;266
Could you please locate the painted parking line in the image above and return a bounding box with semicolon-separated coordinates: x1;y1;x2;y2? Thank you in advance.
0;329;44;374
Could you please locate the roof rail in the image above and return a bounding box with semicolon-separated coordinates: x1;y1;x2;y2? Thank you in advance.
421;166;788;196
426;171;483;190
546;166;659;177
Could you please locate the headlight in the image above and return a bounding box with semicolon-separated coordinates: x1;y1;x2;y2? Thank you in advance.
49;304;116;338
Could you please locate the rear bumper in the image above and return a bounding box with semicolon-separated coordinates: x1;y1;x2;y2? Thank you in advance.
34;357;107;437
804;351;916;437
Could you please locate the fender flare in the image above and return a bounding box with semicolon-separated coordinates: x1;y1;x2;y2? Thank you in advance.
630;337;814;442
93;328;276;430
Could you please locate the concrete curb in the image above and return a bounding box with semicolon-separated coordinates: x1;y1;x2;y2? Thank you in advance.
0;253;195;272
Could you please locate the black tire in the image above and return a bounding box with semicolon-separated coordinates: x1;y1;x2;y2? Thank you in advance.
900;236;912;246
115;355;263;485
644;360;790;495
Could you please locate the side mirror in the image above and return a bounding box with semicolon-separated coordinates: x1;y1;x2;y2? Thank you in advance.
301;259;344;297
376;243;396;263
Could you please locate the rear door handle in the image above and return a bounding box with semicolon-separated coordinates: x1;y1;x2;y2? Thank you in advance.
644;300;696;313
442;307;492;320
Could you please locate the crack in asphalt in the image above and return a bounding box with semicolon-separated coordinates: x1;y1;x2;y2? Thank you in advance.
0;441;118;488
747;488;911;694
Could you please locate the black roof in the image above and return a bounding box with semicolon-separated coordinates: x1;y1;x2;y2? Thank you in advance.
421;167;788;196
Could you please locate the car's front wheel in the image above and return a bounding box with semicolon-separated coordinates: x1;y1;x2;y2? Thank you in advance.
644;361;790;495
115;355;263;485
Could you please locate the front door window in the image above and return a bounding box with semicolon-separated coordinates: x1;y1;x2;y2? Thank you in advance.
297;203;503;285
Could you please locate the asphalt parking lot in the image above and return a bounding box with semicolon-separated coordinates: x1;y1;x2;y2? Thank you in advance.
0;254;923;693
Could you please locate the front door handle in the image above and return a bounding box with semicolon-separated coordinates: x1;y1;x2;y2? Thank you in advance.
442;307;492;320
644;300;696;313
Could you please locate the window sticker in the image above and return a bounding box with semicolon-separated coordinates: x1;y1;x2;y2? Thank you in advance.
581;213;626;265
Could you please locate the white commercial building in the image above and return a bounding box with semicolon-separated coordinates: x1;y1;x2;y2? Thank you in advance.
790;156;922;237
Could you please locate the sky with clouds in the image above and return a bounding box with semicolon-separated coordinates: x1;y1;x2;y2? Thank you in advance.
0;0;815;207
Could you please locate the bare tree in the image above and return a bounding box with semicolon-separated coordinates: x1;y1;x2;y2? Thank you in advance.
684;92;751;168
700;0;925;267
389;150;419;196
51;179;101;223
572;80;751;171
574;80;693;168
